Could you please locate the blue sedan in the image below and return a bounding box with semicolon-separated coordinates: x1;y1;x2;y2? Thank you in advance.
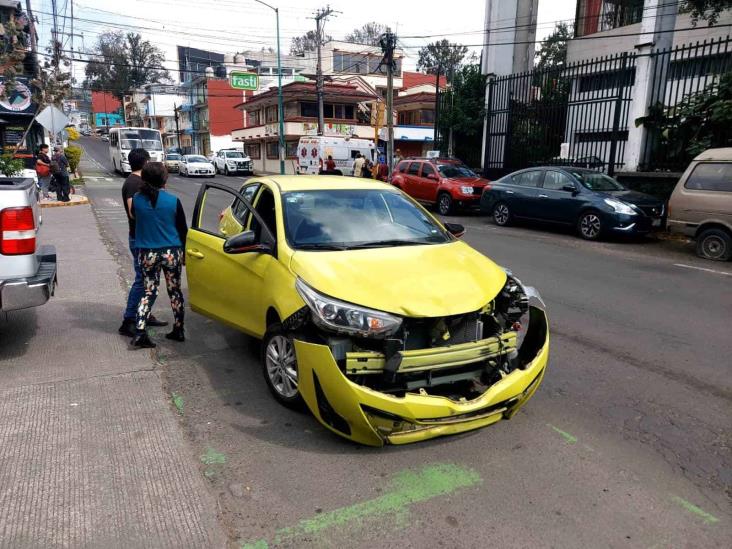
480;167;665;240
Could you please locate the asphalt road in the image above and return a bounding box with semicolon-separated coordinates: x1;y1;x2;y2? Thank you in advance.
79;136;731;548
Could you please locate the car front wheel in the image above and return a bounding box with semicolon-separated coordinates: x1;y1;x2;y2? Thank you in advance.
578;211;602;240
437;192;453;215
696;228;732;261
493;202;511;226
262;325;303;408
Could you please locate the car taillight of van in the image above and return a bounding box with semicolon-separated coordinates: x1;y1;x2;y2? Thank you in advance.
0;206;36;255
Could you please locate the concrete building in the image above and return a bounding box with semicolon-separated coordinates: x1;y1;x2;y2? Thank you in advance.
140;84;186;151
321;40;405;96
91;91;123;130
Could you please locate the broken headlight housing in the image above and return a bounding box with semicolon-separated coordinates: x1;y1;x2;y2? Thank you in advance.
296;279;403;338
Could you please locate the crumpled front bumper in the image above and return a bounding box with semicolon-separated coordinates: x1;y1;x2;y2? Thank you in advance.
294;307;549;446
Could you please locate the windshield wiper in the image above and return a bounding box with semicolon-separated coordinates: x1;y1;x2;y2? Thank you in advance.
295;243;348;251
347;239;433;249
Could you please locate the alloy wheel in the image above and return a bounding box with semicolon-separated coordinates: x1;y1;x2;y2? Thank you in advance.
494;204;510;226
580;213;601;239
701;234;726;260
265;335;299;398
438;194;452;215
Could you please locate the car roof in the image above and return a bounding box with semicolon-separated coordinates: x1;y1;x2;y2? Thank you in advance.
693;147;732;161
257;175;397;193
401;157;460;164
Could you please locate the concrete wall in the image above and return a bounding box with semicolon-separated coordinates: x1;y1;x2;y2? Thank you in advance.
482;0;538;76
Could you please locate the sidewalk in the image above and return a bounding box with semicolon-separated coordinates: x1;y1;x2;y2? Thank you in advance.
0;204;225;547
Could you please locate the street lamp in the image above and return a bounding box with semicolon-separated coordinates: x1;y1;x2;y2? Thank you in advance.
253;0;285;175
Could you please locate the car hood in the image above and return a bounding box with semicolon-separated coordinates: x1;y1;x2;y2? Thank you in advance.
445;177;488;186
600;189;662;206
290;241;507;317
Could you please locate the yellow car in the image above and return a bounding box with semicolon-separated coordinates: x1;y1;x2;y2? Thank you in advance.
186;177;549;446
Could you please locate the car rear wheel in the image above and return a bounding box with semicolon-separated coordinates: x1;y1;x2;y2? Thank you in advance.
493;202;511;226
437;192;453;215
696;228;732;261
578;211;602;240
262;325;303;409
224;166;230;176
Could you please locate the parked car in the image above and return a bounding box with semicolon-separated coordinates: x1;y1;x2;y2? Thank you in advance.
101;135;109;142
179;155;215;177
186;177;549;446
391;158;490;215
0;178;57;313
480;167;665;240
214;148;253;176
164;153;182;173
667;148;732;261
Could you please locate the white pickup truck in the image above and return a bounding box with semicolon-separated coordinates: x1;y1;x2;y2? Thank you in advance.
0;178;57;313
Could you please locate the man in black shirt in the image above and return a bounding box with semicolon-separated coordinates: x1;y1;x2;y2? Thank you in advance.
118;148;169;336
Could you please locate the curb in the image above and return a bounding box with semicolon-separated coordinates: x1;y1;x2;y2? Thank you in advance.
41;196;90;208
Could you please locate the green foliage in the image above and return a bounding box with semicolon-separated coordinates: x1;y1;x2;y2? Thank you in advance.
31;40;72;106
290;30;331;56
0;14;29;98
417;40;468;81
84;31;169;101
66;126;80;141
65;146;83;173
344;22;391;46
0;154;25;177
636;72;732;164
535;23;572;71
680;0;732;25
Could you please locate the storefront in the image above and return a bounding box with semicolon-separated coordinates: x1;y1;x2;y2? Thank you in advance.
0;77;42;169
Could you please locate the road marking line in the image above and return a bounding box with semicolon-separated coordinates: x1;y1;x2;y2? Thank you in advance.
547;423;577;444
240;463;482;549
671;496;719;525
674;263;732;277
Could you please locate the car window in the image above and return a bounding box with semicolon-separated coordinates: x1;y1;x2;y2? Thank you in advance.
232;183;261;225
437;163;476;178
407;162;421;176
684;162;732;192
250;188;277;242
571;171;625;191
421;164;435;178
543;171;575;191
511;171;542;187
397;161;408;173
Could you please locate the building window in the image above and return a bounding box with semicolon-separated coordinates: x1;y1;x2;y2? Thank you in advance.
577;68;635;93
245;143;261;159
286;140;299;158
266;141;279;159
300;101;319;118
248;110;260;126
299;102;355;120
420;109;435;125
333;51;399;76
265;105;278;123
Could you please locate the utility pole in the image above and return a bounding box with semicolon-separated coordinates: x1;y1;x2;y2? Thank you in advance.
314;6;334;135
25;0;39;77
433;64;441;145
174;103;181;151
379;32;397;176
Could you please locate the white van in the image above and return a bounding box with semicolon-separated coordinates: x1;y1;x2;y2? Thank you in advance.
297;136;375;176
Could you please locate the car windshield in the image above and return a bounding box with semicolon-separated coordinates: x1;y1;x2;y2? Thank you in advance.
225;151;244;158
167;154;181;160
283;189;451;250
437;163;476;178
572;171;625;191
120;130;163;151
188;156;208;163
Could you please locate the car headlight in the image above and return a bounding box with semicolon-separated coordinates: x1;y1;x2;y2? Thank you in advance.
604;198;637;215
460;186;473;195
296;279;402;338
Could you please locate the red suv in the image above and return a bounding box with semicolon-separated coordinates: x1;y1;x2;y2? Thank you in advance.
390;158;490;215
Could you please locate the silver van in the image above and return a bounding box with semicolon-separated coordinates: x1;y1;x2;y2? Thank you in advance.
667;148;732;261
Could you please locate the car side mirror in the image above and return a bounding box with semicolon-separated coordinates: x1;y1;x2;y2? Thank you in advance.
444;223;465;238
426;173;438;180
562;184;578;194
223;230;271;254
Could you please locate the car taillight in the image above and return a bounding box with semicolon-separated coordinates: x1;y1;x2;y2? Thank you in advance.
0;206;36;255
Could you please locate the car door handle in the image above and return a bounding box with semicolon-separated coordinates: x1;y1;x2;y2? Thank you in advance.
506;190;514;194
187;249;205;259
538;194;548;198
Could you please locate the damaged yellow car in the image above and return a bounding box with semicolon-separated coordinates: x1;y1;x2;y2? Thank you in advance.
186;177;549;446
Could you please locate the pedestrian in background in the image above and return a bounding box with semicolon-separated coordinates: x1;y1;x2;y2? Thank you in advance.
52;146;71;202
130;162;188;349
325;155;336;172
118;148;168;337
35;144;52;199
362;159;373;178
377;158;389;182
352;153;365;177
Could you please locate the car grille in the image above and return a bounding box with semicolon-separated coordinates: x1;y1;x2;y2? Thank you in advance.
639;204;664;217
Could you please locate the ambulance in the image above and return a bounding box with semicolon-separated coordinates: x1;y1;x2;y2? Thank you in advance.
297;136;376;176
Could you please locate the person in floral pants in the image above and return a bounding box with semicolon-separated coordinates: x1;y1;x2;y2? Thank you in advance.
130;162;188;349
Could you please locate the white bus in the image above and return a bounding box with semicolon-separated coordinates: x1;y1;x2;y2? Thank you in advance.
109;127;164;174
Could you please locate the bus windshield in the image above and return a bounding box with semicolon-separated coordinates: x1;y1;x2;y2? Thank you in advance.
119;129;162;151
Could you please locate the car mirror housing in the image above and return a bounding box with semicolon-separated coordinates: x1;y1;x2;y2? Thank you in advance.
223;230;271;255
427;173;438;180
444;222;465;238
562;184;578;194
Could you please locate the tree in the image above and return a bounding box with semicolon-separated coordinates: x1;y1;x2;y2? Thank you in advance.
344;22;390;46
84;31;169;100
32;39;72;106
416;40;468;81
289;30;331;56
535;23;572;71
0;9;31;99
680;0;732;25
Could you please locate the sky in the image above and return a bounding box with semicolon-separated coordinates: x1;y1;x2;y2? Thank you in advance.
33;0;578;84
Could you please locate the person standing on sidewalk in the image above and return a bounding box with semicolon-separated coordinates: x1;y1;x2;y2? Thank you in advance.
352;153;365;178
52;146;71;202
35;144;52;199
118;148;168;337
131;162;187;349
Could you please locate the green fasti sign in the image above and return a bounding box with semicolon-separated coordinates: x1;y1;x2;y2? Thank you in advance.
230;72;259;91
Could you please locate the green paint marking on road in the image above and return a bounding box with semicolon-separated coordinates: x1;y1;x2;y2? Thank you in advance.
240;463;481;549
671;496;719;525
171;393;184;415
200;447;226;466
547;423;577;444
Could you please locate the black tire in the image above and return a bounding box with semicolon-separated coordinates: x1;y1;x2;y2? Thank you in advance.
696;228;732;261
492;202;512;226
437;192;453;216
578;210;603;240
261;324;304;409
224;166;229;176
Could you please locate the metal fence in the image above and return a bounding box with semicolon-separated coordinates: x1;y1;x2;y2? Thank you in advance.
483;36;732;178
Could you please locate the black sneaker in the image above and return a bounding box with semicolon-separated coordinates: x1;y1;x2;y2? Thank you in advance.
148;315;169;327
131;332;156;349
165;327;185;342
118;319;136;337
